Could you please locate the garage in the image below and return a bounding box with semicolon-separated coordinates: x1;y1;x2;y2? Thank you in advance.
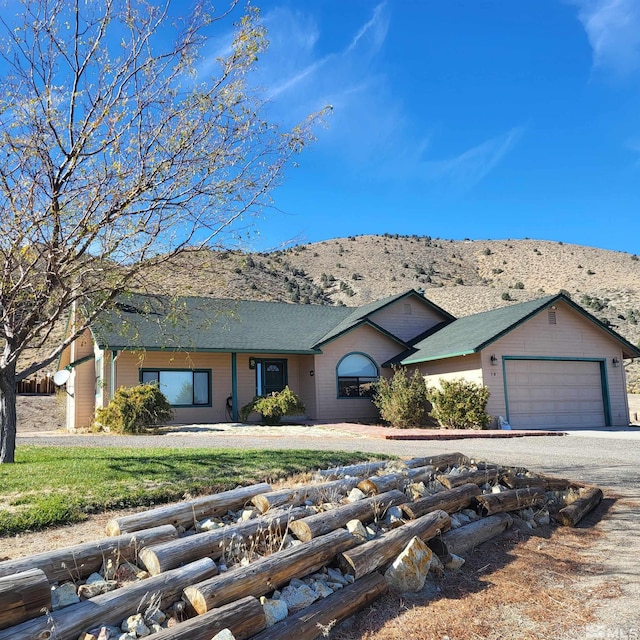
505;359;608;429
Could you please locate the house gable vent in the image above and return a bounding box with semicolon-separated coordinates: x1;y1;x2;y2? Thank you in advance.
404;303;412;315
548;309;557;325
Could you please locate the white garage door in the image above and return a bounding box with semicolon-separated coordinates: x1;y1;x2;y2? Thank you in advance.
506;359;606;429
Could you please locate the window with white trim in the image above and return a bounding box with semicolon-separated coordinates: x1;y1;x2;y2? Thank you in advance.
141;369;211;406
337;353;378;398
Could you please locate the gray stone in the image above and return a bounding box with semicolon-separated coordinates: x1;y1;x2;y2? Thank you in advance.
260;596;288;626
199;518;224;532
384;536;433;592
121;613;150;637
211;631;236;640
118;635;137;640
78;579;117;599
491;484;503;494
346;487;366;503
536;512;551;526
280;582;319;612
51;582;80;610
384;505;404;527
445;553;465;570
326;567;349;586
449;514;462;529
145;609;167;625
313;580;334;598
241;508;257;521
346;518;368;540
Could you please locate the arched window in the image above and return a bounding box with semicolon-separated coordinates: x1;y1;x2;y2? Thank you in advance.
337;353;378;398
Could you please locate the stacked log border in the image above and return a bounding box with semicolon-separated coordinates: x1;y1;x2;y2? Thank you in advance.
0;453;606;640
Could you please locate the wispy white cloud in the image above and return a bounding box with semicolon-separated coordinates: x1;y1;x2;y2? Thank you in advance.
573;0;640;75
345;3;388;55
259;3;389;107
423;127;525;195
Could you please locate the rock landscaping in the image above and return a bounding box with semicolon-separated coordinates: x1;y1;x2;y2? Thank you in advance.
0;452;603;640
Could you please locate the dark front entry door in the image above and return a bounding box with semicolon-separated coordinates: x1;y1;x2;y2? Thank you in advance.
262;359;287;395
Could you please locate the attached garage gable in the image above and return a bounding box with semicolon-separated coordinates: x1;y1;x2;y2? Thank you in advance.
505;358;607;429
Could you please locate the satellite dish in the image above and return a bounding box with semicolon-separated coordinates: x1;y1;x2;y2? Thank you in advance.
53;369;71;386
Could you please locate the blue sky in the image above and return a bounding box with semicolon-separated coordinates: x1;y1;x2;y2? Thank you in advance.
212;0;640;254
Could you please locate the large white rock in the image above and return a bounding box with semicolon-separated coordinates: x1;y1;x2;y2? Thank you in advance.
346;488;366;503
346;518;368;540
384;536;433;592
260;596;288;626
211;630;236;640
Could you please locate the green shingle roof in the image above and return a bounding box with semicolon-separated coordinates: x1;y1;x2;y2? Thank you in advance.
90;295;354;353
400;294;640;364
90;289;454;354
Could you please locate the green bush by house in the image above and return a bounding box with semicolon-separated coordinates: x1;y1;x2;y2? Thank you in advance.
427;378;491;429
240;386;305;425
93;383;173;433
373;366;429;428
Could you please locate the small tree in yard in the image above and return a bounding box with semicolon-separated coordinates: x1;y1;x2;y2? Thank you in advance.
427;378;491;430
373;366;429;429
0;0;325;462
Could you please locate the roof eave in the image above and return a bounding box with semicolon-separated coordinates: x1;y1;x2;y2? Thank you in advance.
400;349;478;365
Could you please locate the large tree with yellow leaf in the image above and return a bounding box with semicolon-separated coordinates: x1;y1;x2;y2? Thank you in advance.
0;0;324;462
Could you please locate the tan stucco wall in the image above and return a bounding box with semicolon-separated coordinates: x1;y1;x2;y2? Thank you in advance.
369;294;448;342
416;354;483;389
481;301;630;425
67;328;95;431
313;324;401;422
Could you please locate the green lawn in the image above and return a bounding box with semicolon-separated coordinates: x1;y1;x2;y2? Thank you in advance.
0;446;389;536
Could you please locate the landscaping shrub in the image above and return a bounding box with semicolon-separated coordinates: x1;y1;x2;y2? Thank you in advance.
93;383;173;433
426;378;491;430
240;386;305;425
373;366;429;428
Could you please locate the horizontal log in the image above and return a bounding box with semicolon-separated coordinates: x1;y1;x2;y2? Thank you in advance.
183;528;359;614
251;572;388;640
0;525;177;583
501;473;580;491
357;472;408;496
139;507;309;575
146;596;264;640
437;468;499;490
557;487;603;527
357;467;434;496
338;509;450;580
289;490;408;542
401;483;482;520
0;558;218;640
315;461;389;480
0;569;50;630
403;452;468;470
475;487;546;517
106;482;272;536
435;513;513;558
251;478;359;513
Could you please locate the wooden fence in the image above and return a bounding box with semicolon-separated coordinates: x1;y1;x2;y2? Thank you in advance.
16;376;56;395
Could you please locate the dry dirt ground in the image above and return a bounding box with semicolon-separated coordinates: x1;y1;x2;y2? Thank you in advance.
5;395;640;639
